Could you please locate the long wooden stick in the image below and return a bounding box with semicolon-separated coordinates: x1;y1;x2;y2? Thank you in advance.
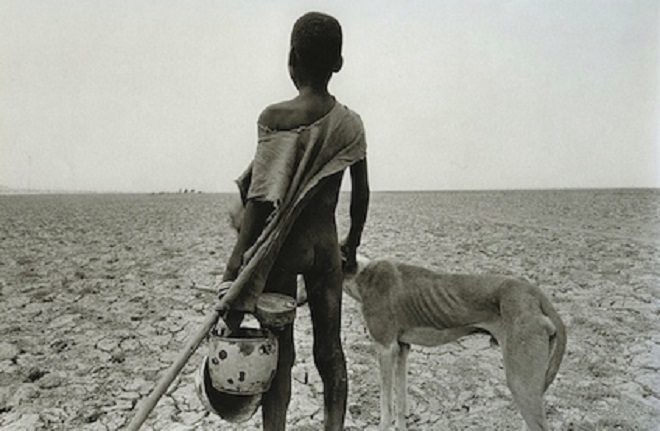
126;309;220;431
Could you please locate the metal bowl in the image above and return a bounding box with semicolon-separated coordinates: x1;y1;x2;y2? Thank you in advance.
195;355;262;423
207;327;278;395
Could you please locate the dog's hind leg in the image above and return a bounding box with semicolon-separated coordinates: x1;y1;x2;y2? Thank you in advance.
376;342;398;430
394;342;410;430
502;320;551;431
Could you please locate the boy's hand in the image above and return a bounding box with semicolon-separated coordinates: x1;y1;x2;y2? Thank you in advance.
217;310;244;335
216;281;234;302
215;281;243;333
340;240;357;274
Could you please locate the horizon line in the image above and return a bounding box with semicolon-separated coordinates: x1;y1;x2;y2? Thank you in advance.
1;186;658;196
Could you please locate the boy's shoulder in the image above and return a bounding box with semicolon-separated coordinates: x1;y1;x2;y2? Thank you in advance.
258;98;341;131
258;101;297;131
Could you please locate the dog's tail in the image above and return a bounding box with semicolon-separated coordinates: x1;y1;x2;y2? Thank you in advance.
541;295;567;392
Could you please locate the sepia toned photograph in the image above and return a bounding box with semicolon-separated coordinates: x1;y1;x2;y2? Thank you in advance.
1;1;658;430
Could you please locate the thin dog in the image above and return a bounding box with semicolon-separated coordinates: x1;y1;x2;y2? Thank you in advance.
343;255;566;431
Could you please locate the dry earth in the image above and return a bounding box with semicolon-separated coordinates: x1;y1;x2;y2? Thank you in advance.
1;190;658;430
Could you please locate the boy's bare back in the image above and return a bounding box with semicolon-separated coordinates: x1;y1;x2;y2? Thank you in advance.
258;95;345;275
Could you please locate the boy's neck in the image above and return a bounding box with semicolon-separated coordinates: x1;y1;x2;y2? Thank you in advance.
295;78;331;97
297;85;329;97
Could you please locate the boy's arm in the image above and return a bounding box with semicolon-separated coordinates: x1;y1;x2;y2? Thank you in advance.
224;106;280;282
222;200;273;282
342;158;369;270
217;200;271;332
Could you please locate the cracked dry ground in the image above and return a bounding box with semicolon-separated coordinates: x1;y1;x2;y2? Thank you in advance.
1;190;658;430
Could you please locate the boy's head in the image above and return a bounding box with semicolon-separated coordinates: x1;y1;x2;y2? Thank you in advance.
289;12;343;86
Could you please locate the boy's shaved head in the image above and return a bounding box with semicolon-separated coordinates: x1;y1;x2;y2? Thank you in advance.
290;12;342;79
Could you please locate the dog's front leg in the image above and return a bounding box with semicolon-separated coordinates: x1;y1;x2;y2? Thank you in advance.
394;342;410;430
376;342;398;430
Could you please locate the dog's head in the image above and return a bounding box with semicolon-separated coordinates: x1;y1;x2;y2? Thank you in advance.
342;252;370;303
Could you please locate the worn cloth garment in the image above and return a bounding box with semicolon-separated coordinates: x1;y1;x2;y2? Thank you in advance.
222;101;367;312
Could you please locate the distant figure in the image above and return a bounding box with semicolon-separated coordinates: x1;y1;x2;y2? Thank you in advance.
216;12;369;431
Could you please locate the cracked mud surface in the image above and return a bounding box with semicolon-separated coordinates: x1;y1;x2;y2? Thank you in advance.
1;190;658;430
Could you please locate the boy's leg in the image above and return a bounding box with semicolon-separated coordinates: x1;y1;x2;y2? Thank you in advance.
261;323;294;431
261;268;298;431
304;264;347;431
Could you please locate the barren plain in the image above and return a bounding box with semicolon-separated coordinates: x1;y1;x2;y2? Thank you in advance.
1;189;658;430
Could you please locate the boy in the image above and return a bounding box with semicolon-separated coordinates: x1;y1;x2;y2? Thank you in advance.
216;12;369;431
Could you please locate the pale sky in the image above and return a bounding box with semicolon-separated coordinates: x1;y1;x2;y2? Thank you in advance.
1;0;658;192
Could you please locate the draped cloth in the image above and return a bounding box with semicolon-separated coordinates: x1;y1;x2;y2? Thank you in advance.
223;101;367;312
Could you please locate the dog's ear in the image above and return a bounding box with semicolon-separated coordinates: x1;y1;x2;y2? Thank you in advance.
355;253;370;269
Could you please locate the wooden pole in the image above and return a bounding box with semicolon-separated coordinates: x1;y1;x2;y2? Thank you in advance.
126;309;220;431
